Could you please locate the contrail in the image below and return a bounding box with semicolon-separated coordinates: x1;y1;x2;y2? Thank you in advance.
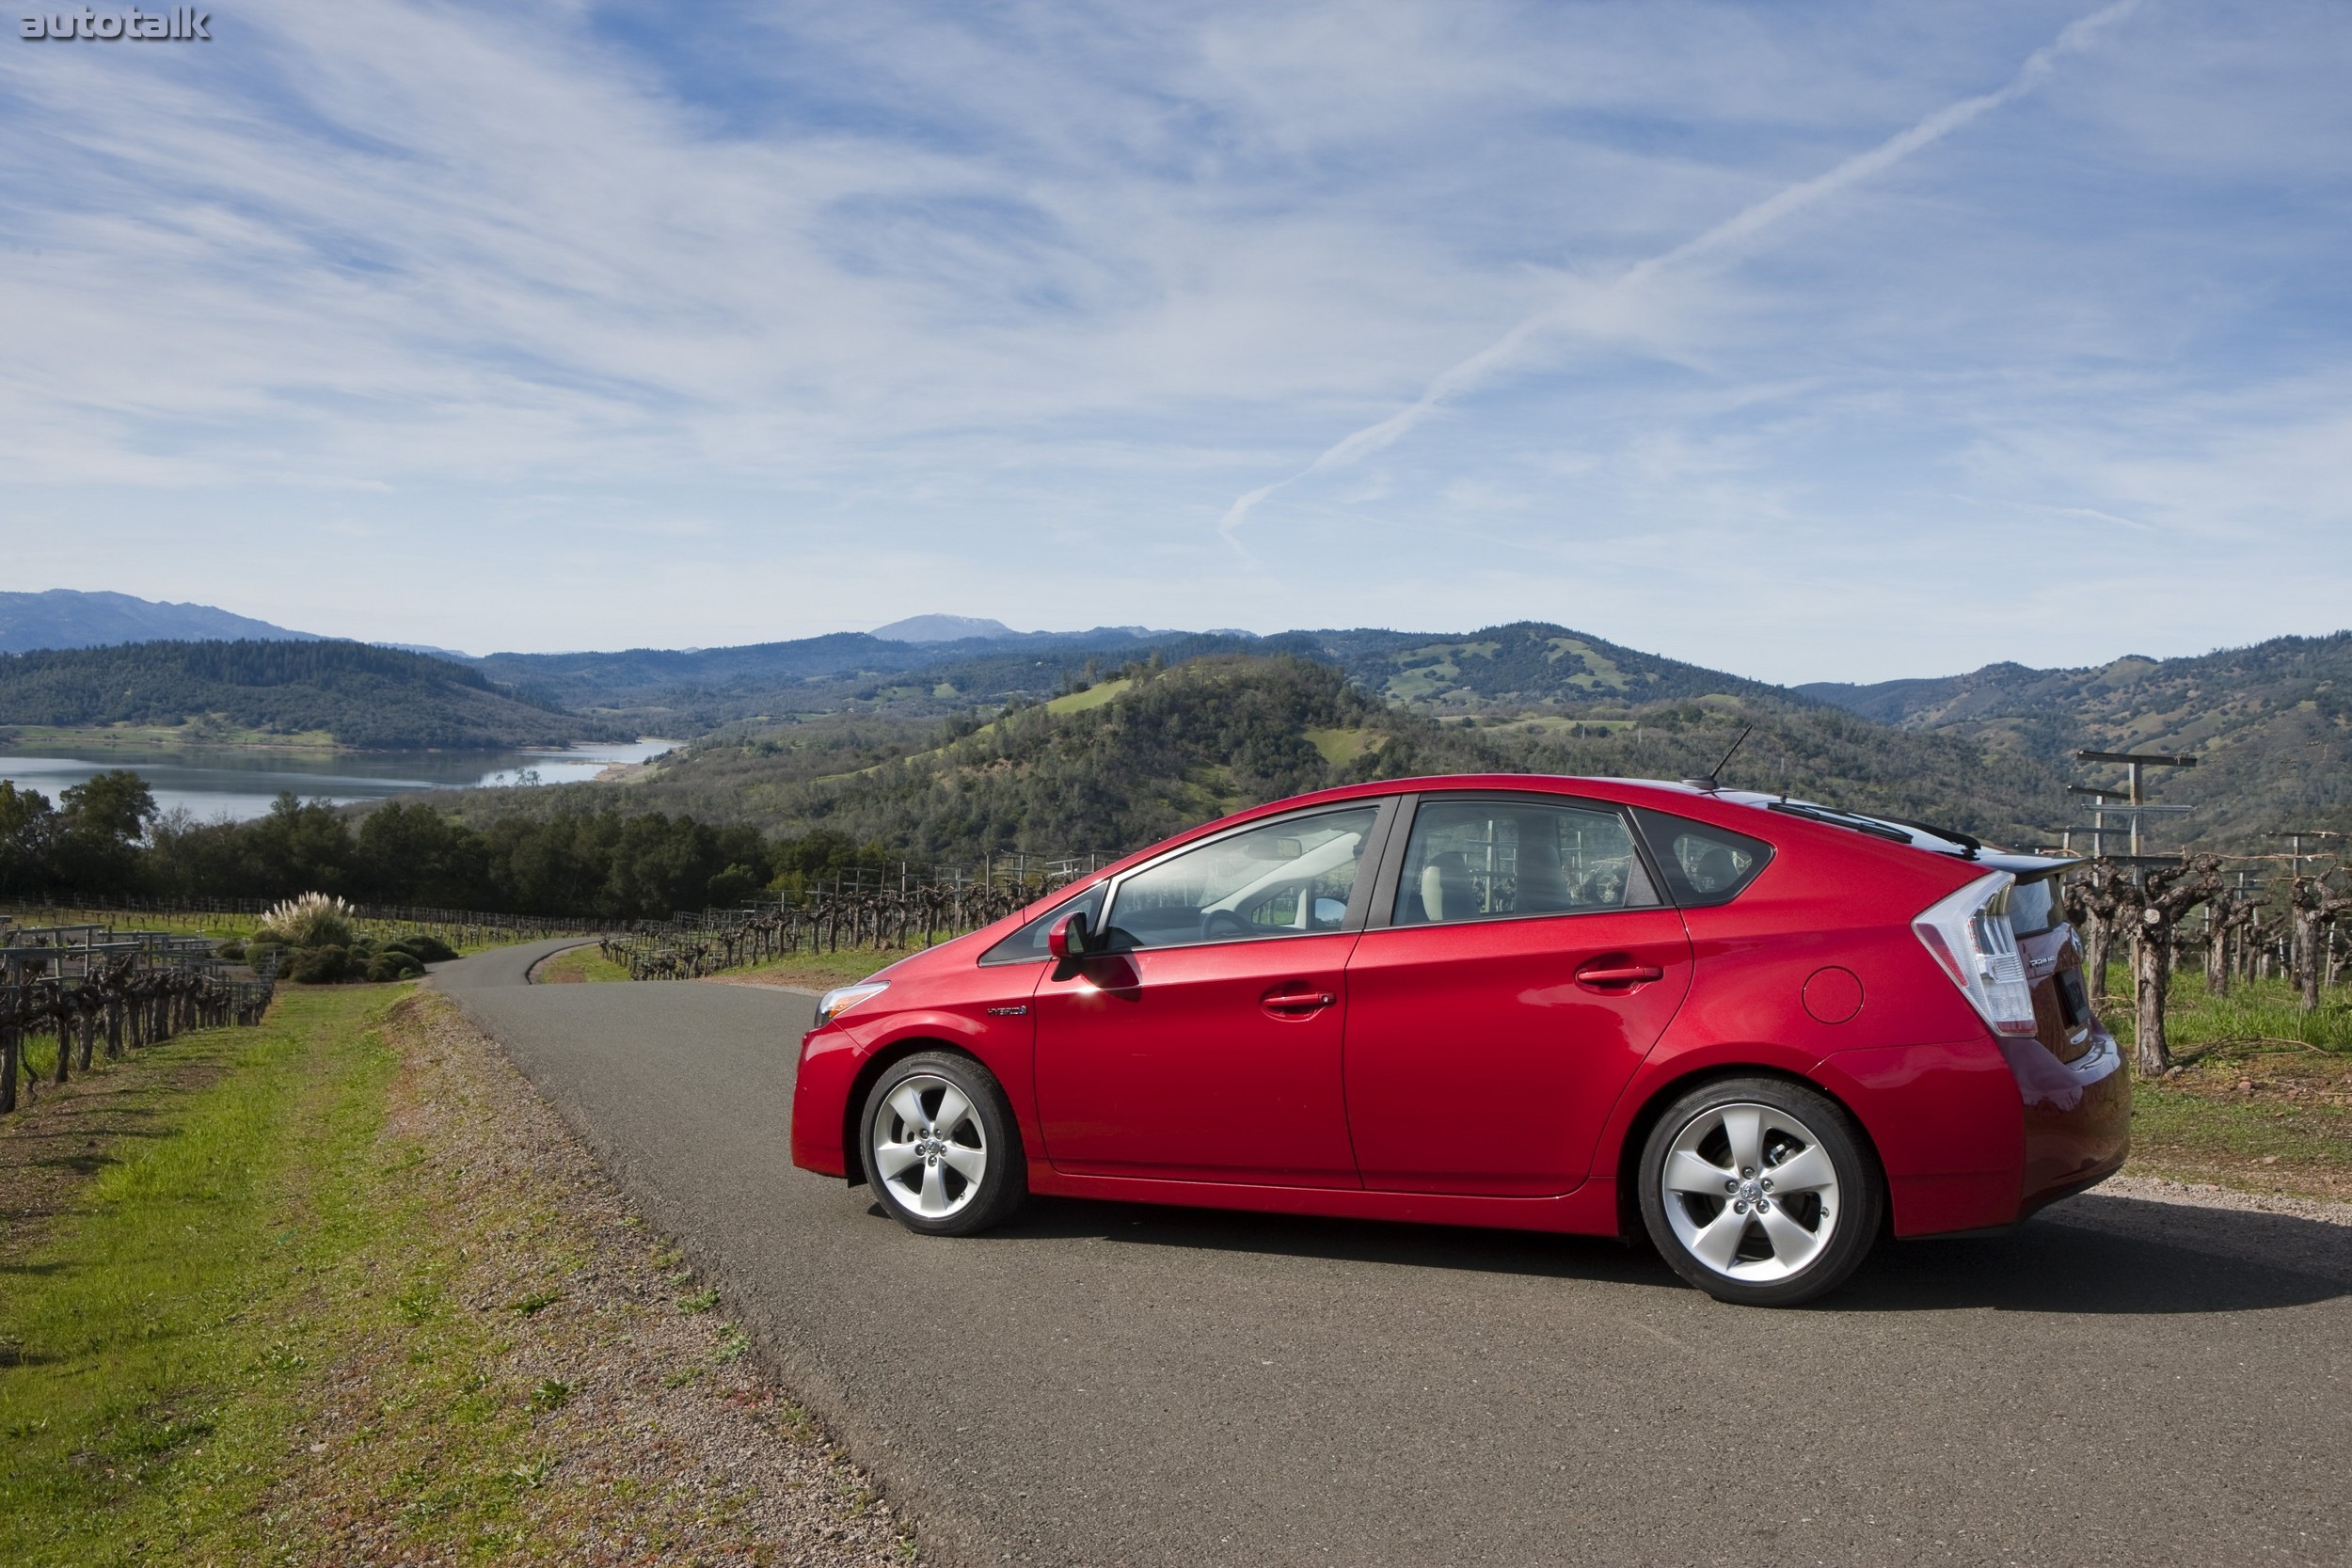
1216;0;2141;546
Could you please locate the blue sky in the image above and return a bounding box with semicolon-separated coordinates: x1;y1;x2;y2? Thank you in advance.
1;0;2345;682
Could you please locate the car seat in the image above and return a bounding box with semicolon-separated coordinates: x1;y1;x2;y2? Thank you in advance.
1416;850;1474;923
1514;831;1572;913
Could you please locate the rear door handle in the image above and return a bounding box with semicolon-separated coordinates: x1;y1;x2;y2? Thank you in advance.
1262;988;1337;1016
1575;960;1664;990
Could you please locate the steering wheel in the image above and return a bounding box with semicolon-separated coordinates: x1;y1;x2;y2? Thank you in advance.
1201;910;1255;942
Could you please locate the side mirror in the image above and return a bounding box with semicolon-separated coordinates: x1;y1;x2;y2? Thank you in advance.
1047;911;1089;961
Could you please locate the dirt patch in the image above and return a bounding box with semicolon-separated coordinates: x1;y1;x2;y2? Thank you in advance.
2129;1046;2352;1204
262;991;910;1564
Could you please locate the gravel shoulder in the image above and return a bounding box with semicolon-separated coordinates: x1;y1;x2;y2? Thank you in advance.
2098;1172;2352;1227
273;989;914;1564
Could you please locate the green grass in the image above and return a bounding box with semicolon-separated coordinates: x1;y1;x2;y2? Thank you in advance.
530;945;632;984
719;943;927;990
0;988;547;1563
2169;982;2352;1056
1302;726;1382;766
1042;678;1133;715
2095;974;2352;1200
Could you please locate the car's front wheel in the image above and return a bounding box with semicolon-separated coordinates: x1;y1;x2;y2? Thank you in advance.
861;1052;1027;1237
1638;1076;1882;1307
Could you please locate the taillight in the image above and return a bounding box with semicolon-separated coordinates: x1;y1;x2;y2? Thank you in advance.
1913;872;2037;1037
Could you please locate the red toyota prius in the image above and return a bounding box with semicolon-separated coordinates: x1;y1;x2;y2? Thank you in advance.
789;776;2123;1306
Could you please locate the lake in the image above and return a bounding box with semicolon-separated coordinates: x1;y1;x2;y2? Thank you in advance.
0;739;680;822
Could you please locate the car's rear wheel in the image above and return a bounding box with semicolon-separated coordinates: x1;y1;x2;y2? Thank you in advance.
1638;1076;1881;1307
861;1052;1027;1237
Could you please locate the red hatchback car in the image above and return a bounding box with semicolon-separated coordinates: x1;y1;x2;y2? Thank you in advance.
790;776;2123;1306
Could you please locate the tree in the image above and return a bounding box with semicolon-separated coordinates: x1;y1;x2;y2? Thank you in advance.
0;780;56;897
356;800;491;907
2064;861;2133;1000
59;769;157;842
2203;887;2257;997
52;769;158;896
2104;856;2224;1076
2282;863;2352;1014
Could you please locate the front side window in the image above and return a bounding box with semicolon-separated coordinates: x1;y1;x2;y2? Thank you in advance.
1105;806;1382;949
1629;808;1773;908
1391;798;1659;927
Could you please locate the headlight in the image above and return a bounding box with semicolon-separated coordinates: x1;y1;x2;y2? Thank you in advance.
814;981;889;1028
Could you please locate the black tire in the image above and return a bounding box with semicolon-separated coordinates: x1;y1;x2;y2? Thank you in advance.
1637;1075;1882;1307
860;1051;1027;1237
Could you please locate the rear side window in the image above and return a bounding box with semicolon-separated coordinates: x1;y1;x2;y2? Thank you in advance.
977;883;1104;964
1629;808;1772;908
1393;797;1660;927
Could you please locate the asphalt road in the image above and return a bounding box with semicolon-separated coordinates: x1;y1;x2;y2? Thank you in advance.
442;940;2352;1567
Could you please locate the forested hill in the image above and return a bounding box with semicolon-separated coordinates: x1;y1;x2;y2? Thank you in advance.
1798;631;2352;846
473;655;2071;861
464;620;1788;733
0;640;632;749
1311;622;1792;710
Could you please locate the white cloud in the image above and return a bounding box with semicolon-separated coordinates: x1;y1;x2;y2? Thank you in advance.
0;0;2345;677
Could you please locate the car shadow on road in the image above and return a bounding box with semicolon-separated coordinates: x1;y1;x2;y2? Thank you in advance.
1843;1195;2352;1315
962;1191;2352;1316
985;1196;1693;1291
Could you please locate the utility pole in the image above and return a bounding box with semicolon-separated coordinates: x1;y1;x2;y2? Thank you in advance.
2073;750;2198;857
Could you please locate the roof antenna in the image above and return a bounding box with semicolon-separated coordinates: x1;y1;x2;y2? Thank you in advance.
1683;724;1752;793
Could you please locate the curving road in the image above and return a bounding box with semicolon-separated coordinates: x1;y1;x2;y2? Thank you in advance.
441;940;2352;1567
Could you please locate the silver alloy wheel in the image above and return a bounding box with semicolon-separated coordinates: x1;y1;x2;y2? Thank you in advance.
1659;1100;1841;1284
871;1073;989;1220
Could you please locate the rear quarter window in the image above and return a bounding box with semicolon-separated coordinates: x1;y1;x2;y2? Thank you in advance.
1629;808;1773;908
2007;876;2065;938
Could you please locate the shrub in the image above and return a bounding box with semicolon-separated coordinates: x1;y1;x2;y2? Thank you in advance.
389;933;459;964
262;892;359;950
215;939;246;961
283;945;352;985
365;951;423;983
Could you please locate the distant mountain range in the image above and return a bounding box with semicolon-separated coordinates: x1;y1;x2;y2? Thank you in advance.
0;590;321;654
3;590;2344;849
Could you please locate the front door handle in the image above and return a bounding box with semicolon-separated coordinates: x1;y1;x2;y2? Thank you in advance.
1575;959;1665;990
1262;987;1337;1016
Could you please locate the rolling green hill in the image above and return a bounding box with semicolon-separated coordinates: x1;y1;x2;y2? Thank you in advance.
0;640;632;750
465;655;2074;861
1800;632;2352;847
